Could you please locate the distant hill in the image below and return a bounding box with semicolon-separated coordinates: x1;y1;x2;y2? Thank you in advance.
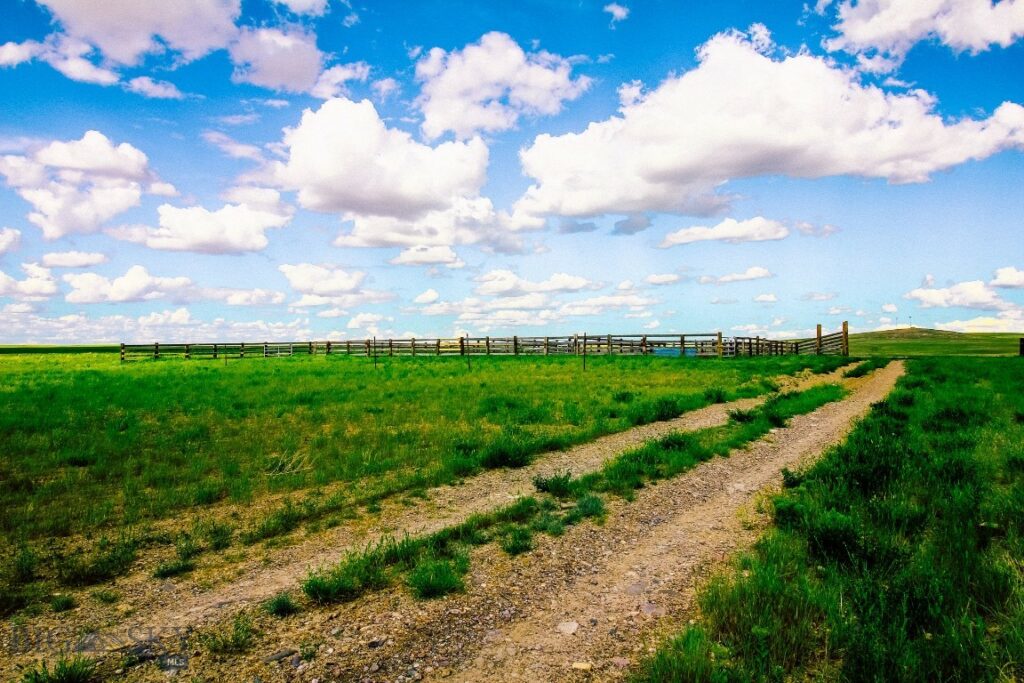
848;327;1022;356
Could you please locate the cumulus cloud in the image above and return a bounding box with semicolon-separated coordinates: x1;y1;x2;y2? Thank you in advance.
0;263;59;300
275;0;328;15
0;130;174;239
513;26;1024;221
272;98;530;249
372;77;399;101
229;26;322;93
935;309;1024;333
415;31;591;140
310;62;370;99
699;266;773;285
414;288;440;304
660;216;789;247
991;266;1024;288
827;0;1024;70
279;263;365;296
474;269;593;296
612;214;651;235
754;293;778;303
882;302;898;313
124;76;184;99
41;251;107;267
110;190;292;253
0;228;21;254
904;279;1010;309
604;3;630;24
63;265;192;303
389;245;465;268
644;273;680;285
795;221;840;237
37;0;241;65
207;287;286;306
0;40;43;67
802;291;837;301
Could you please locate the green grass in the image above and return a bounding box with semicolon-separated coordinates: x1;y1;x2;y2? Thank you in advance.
635;357;1024;682
300;382;851;605
199;613;256;655
0;353;848;606
842;356;892;378
20;656;96;683
849;327;1021;356
263;592;300;617
49;593;75;612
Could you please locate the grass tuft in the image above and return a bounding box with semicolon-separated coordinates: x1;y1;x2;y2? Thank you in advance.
263;592;299;617
20;656;96;683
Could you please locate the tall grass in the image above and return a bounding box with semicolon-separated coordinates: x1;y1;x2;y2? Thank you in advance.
635;357;1024;681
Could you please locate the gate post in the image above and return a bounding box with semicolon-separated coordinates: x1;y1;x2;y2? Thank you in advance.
816;324;823;355
842;321;850;356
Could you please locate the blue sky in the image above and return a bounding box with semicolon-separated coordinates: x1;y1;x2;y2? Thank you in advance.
0;0;1022;343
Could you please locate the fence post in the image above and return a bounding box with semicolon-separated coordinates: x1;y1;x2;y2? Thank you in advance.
816;324;823;355
263;342;268;358
716;332;723;358
309;341;314;354
513;335;519;356
411;338;416;357
842;321;850;356
185;343;191;360
459;336;465;356
213;343;218;359
120;343;125;363
544;337;550;355
154;342;159;360
582;332;587;370
1020;337;1024;356
326;341;332;355
240;342;245;359
485;336;491;355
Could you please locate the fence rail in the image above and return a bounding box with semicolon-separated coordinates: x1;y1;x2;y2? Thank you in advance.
120;323;849;362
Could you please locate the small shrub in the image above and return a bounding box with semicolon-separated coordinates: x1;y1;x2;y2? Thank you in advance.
20;656;96;683
91;589;119;604
566;494;606;524
728;408;758;423
612;390;635;403
50;594;76;612
407;553;468;599
12;544;37;584
703;387;727;404
500;525;534;556
201;520;234;551
56;534;137;586
302;550;390;604
199;613;256;654
264;592;299;617
533;471;573;498
153;557;195;579
175;534;200;561
480;430;533;468
531;512;566;536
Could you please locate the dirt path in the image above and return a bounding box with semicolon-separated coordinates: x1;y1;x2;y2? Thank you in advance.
211;360;898;683
68;365;854;651
440;360;904;681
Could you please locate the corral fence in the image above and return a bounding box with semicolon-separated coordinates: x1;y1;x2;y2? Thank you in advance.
121;322;849;362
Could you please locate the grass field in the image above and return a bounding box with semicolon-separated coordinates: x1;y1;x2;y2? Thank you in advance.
0;351;848;616
849;327;1022;356
636;356;1024;681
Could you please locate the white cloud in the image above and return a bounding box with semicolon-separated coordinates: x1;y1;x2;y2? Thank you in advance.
0;130;172;239
347;312;387;329
202;130;265;161
660;216;789;247
415;31;591;140
754;293;778;303
645;273;680;285
904;279;1010;310
276;0;328;15
710;296;738;304
37;36;119;85
0;228;21;254
389;245;465;268
557;292;656;317
37;0;241;65
612;214;651;235
218;113;260;126
604;3;630;24
63;265;191;303
372;77;399;101
828;0;1024;68
272;98;527;249
513;26;1024;221
0;40;43;66
991;266;1024;288
111;191;292;253
699;266;773;285
125;76;184;99
935;309;1024;333
881;302;898;313
311;62;370;99
208;287;286;306
41;251;107;267
802;291;837;301
0;263;59;300
643;319;661;330
414;288;440;304
229;26;323;93
279;263;365;296
474;269;592;296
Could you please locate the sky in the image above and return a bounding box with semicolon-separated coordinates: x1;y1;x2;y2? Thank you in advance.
0;0;1023;344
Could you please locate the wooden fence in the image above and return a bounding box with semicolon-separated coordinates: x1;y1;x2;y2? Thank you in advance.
120;322;849;362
